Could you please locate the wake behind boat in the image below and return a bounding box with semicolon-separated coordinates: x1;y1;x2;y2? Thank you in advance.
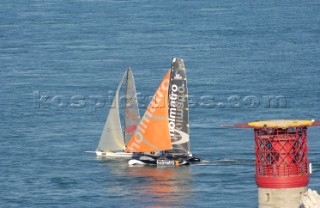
95;67;140;158
127;58;200;166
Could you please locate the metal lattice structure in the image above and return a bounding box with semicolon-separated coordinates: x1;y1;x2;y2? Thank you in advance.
255;127;309;176
254;127;310;188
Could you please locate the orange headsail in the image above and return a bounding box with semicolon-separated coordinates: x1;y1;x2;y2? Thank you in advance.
125;70;172;152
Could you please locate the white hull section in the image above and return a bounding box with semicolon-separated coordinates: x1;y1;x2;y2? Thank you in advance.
95;151;132;158
128;159;147;165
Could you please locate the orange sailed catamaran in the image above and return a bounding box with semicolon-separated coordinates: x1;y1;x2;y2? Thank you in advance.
127;58;200;166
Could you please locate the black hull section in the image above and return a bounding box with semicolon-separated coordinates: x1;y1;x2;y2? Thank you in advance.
188;156;201;163
128;153;201;166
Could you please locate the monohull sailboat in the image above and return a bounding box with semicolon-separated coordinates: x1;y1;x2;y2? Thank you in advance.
127;58;200;166
96;67;140;158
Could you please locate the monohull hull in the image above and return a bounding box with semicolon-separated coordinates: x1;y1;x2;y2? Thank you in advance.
96;151;133;158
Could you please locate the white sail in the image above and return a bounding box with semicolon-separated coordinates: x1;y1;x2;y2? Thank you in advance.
124;68;140;145
97;71;126;152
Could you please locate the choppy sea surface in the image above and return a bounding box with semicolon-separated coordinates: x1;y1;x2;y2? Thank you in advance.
1;0;319;207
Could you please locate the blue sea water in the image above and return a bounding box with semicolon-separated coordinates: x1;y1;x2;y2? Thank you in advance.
1;0;320;207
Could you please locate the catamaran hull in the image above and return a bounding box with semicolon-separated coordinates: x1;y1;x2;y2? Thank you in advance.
96;151;132;158
128;158;190;166
128;159;153;165
187;156;201;162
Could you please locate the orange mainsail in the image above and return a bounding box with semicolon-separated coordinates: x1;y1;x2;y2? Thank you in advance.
126;70;172;152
